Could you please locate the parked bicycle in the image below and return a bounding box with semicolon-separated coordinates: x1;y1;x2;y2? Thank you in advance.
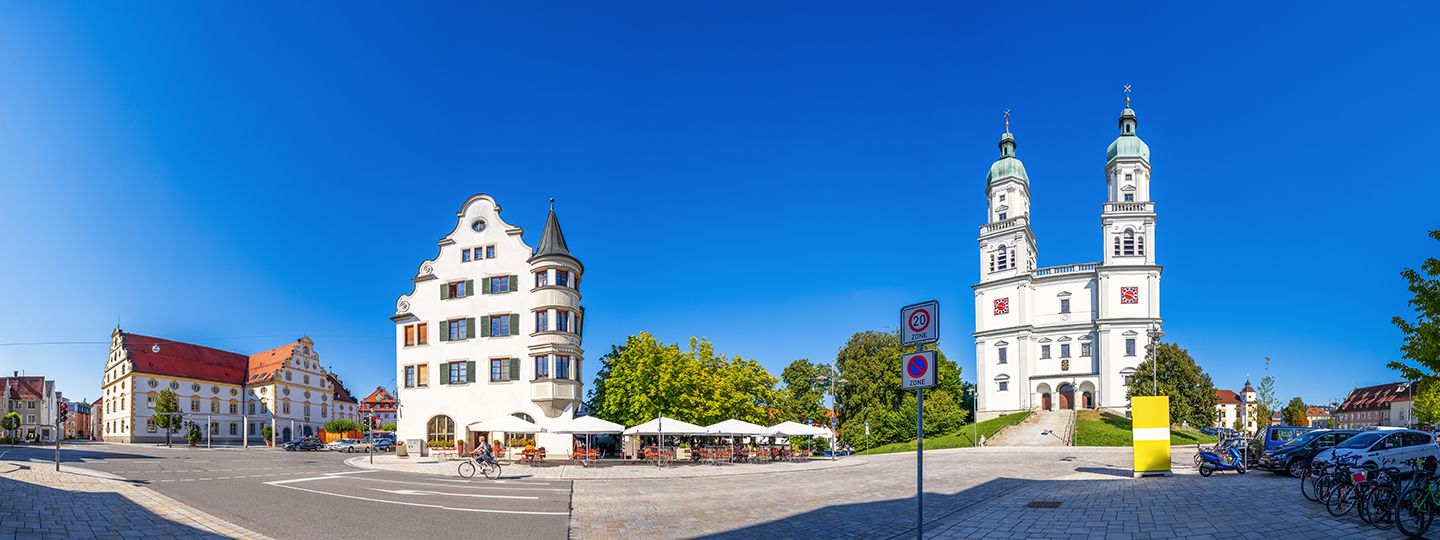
1396;456;1440;538
458;453;503;479
1327;457;1378;517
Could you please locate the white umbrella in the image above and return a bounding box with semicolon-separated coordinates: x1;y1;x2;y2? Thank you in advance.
549;415;624;435
467;415;546;433
622;416;707;435
704;419;780;436
771;421;831;437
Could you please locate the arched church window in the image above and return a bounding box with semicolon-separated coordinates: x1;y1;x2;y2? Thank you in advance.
997;246;1008;270
1122;230;1135;256
1137;235;1146;256
1113;236;1121;256
989;254;995;273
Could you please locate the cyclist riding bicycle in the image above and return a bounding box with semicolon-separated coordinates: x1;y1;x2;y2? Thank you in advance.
473;438;498;467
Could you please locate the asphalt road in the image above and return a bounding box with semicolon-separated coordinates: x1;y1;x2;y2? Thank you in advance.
2;441;572;540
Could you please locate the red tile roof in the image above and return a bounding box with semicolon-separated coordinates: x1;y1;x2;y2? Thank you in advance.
246;343;298;384
1;376;47;400
361;387;395;404
123;333;250;385
329;374;357;404
1306;407;1329;416
1215;389;1242;405
1338;382;1415;412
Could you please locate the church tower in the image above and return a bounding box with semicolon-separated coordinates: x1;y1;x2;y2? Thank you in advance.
1101;100;1155;265
978;119;1037;281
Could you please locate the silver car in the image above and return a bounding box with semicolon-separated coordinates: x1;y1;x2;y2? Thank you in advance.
1313;429;1440;473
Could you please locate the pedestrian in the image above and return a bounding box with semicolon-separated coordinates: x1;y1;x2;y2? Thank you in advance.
978;434;987;447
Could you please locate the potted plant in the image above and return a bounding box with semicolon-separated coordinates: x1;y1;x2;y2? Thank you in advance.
261;426;274;446
187;425;202;447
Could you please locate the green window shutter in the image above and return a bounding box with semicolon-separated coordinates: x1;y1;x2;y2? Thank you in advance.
510;314;520;336
480;316;490;337
438;321;449;342
465;280;474;298
466;361;476;383
466;318;476;339
509;275;518;292
481;277;490;295
440;282;449;300
509;358;520;381
439;363;449;385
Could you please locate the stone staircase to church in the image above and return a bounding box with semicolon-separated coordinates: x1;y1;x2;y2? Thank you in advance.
987;410;1076;447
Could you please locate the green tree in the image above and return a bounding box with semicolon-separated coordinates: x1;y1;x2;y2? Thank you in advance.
154;389;181;446
1255;357;1279;430
186;423;202;445
1125;343;1218;428
1412;380;1440;428
777;359;833;425
261;425;273;443
323;419;361;435
1327;416;1335;429
590;333;779;427
1;412;19;446
833;329;964;448
1389;231;1440;403
381;423;397;432
1283;397;1308;427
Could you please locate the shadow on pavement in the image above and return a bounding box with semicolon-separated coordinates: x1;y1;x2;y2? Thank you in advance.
0;472;228;538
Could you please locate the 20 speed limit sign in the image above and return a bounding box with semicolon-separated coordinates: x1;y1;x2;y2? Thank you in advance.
900;300;939;346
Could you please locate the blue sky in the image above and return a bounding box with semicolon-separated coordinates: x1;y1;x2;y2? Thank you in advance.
1;2;1436;409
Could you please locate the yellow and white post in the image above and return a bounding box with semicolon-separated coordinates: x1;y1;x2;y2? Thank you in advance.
1132;396;1171;477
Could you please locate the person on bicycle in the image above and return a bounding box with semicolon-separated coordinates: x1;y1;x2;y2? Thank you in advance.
474;437;497;466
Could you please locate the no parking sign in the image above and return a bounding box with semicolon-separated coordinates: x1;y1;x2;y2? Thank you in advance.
901;350;937;390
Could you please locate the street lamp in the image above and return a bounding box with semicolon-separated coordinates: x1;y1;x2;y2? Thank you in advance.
1146;322;1165;396
817;374;848;461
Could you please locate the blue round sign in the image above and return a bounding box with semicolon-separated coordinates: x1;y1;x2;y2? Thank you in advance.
906;354;928;378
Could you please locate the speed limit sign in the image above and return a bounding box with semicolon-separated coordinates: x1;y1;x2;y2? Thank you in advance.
900;300;938;346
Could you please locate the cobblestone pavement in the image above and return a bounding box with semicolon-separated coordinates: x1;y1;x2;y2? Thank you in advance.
0;454;273;540
345;453;866;479
988;411;1074;447
569;446;1417;540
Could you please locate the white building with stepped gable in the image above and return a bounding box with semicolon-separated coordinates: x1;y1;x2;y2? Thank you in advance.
973;102;1163;421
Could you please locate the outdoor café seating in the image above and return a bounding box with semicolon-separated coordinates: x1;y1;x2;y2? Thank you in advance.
519;447;547;465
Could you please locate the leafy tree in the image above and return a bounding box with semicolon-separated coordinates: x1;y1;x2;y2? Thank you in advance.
261;425;273;443
1389;231;1440;403
584;342;625;414
186;423;202;445
1327;416;1335;429
777;359;834;425
1283;397;1308;427
1;412;18;446
590;332;779;427
1232;417;1244;431
1255;357;1279;430
1125;343;1218;429
323;419;361;435
153;389;181;446
1412;380;1440;428
381;422;397;432
833;329;965;448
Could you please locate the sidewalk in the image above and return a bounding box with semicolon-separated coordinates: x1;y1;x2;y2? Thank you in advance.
345;453;868;479
0;457;273;540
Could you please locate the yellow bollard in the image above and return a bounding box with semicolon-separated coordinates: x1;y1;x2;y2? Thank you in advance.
1132;396;1172;477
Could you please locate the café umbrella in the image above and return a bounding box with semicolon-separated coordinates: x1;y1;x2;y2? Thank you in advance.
549;415;624;462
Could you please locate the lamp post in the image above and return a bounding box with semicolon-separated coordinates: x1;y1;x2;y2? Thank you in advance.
1146;323;1165;396
817;374;848;461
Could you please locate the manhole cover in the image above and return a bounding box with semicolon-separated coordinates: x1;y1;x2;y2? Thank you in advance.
1025;501;1062;509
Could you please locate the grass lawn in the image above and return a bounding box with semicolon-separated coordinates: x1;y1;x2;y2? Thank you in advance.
1074;410;1219;446
862;411;1032;455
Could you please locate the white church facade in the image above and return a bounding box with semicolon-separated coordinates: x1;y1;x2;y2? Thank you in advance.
973;103;1162;421
391;194;586;455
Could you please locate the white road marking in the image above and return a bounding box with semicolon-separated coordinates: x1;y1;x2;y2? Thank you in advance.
339;476;568;492
265;483;569;515
369;488;535;500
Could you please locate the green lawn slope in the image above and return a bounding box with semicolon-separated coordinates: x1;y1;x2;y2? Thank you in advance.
1074;410;1218;446
861;411;1032;455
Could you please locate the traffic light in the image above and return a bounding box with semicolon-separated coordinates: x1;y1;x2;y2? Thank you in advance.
58;403;68;423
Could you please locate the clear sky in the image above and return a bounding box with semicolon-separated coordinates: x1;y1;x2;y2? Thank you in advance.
1;2;1436;409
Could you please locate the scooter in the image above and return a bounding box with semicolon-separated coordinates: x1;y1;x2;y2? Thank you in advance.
1198;445;1247;476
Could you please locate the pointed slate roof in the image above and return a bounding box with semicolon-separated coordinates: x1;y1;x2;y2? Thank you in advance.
528;204;582;271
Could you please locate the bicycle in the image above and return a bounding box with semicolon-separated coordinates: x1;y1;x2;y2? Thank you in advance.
458;453;503;479
1328;458;1376;517
1396;457;1440;538
1307;454;1359;505
1354;466;1400;527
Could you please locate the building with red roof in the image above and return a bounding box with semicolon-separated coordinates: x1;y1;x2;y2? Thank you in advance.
100;329;359;444
1336;382;1415;429
2;373;59;442
1213;381;1258;433
359;387;397;429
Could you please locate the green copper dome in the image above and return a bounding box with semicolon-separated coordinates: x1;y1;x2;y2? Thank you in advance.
987;130;1028;185
1106;107;1149;162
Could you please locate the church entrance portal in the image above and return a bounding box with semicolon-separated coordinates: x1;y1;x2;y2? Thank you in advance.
1082;392;1093;409
1041;393;1051;411
1058;384;1075;410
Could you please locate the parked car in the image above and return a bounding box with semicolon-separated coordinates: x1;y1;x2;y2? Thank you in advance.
1313;429;1440;474
283;437;326;451
345;440;373;453
1198;427;1220;436
1255;425;1323;453
1257;429;1360;477
371;439;395;452
329;439;360;452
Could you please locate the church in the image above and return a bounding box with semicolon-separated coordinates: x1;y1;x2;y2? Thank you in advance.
972;99;1162;421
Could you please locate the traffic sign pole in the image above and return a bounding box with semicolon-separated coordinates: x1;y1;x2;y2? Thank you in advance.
899;301;938;540
915;344;924;540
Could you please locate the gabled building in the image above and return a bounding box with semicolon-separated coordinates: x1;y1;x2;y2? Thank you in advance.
2;373;58;442
359;387;398;429
99;330;359;444
1336;382;1415;429
1305;406;1332;428
392;195;585;454
1214;382;1257;433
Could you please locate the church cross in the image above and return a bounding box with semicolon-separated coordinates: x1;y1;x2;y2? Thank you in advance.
1124;85;1132;106
1004;109;1010;132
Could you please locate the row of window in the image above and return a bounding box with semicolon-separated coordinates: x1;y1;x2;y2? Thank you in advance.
403;311;581;347
995;339;1136;365
462;245;496;262
1113;230;1147;257
440;271;581;301
403;355;579;387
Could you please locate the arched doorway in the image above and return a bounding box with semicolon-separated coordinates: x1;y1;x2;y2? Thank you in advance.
1058;384;1075;410
1082;392;1093;409
303;426;313;437
1041;393;1052;411
282;427;292;442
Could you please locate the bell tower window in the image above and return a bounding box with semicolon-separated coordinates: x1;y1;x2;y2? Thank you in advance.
1124;194;1134;202
997;246;1008;270
1138;235;1146;256
1113;236;1121;256
1123;230;1136;256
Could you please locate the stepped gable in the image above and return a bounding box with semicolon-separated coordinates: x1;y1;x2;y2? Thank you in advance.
123;333;250;385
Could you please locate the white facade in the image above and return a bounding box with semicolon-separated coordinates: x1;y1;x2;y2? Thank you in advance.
973;105;1163;421
392;194;585;455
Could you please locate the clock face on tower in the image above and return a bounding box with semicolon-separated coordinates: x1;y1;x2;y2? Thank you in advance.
1121;287;1138;304
994;298;1010;315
